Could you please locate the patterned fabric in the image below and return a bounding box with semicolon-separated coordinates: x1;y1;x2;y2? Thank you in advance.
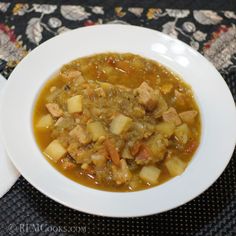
0;2;235;236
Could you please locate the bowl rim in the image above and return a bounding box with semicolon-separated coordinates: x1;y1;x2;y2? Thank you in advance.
1;24;236;217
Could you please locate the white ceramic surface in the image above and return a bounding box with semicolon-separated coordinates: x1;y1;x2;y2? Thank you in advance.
1;25;236;217
0;74;20;198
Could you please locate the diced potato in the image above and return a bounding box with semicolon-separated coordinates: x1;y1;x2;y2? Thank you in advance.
174;123;190;144
81;163;89;170
44;140;67;162
87;121;106;141
110;114;132;135
91;153;106;167
165;156;186;176
139;166;161;184
156;122;175;138
67;95;83;113
36;114;53;129
179;110;198;124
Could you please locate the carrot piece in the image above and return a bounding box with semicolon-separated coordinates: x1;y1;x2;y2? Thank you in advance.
104;139;120;166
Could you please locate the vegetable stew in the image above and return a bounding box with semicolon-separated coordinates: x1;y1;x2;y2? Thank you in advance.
33;53;201;192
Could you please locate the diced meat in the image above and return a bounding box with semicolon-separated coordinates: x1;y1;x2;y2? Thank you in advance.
46;103;63;118
55;117;64;126
135;82;158;111
60;157;76;170
67;142;79;160
162;107;181;126
104;139;121;166
179;110;198;124
69;125;91;144
135;144;152;165
175;90;186;106
61;70;83;83
112;159;132;185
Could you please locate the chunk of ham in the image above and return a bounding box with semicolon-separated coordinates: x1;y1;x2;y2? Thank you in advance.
46;103;63;118
61;70;83;83
69;125;91;144
135;144;152;165
179;110;198;124
162;107;181;126
131;142;152;165
175;90;186;106
112;159;132;185
135;82;158;111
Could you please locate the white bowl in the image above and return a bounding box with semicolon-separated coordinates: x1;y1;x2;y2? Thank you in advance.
1;25;236;217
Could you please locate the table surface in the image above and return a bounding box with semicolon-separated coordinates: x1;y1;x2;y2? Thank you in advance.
0;1;236;236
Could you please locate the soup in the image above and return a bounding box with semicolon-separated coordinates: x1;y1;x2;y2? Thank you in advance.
33;53;201;192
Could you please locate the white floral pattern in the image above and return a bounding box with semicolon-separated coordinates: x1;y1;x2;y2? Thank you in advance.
128;8;143;17
26;18;43;45
193;10;223;25
224;11;236;19
204;26;236;70
182;22;196;33
61;6;91;21
0;29;26;62
166;9;190;18
162;21;178;38
91;6;104;15
33;4;57;14
48;18;62;28
193;31;207;42
0;3;10;13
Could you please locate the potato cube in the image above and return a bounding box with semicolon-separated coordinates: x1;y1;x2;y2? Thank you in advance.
174;123;190;144
36;114;53;129
110;114;132;135
165;156;186;177
44;140;67;162
139;166;161;184
87;121;106;141
67;95;83;113
156;122;175;138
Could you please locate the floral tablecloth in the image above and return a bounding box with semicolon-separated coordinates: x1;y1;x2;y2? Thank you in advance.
0;2;235;236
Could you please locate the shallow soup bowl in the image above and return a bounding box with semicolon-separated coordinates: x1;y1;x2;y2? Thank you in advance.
1;25;236;217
